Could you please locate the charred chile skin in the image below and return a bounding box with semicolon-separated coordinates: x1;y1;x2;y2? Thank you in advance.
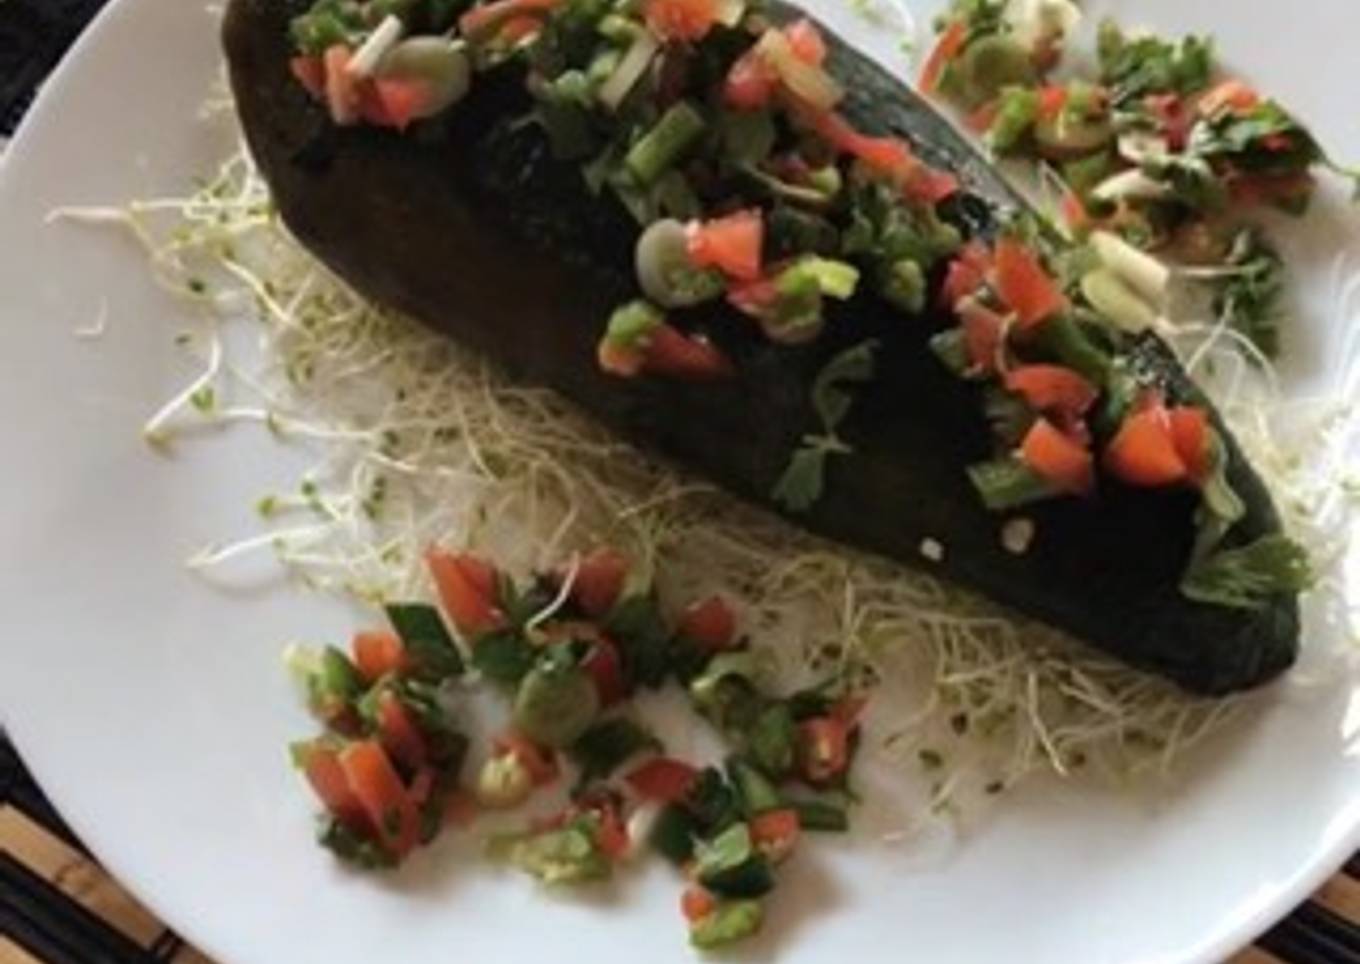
223;0;1298;694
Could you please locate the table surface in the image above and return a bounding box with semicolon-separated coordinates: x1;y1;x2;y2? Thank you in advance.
0;1;1358;962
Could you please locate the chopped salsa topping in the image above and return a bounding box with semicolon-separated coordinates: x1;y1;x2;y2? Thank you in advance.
283;0;1314;612
287;543;864;948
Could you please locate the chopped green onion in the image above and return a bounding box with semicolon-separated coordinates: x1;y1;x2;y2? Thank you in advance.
967;458;1059;512
689;899;764;949
598;29;658;112
881;258;926;313
597;12;642;43
604;299;664;349
929;328;971;377
1033;314;1112;384
726;756;783;816
635;219;723;308
625;101;706;185
1081;268;1159;333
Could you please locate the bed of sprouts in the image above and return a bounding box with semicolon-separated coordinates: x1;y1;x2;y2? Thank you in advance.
51;132;1360;838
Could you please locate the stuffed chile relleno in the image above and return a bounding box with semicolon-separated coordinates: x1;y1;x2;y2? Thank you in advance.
222;0;1303;694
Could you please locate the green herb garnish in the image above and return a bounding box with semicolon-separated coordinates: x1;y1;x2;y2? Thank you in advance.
1181;534;1313;609
773;339;880;513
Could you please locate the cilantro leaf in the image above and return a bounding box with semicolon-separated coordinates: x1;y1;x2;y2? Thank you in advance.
1181;534;1313;609
811;340;881;430
604;594;674;688
569;717;662;788
1212;228;1286;360
1097;19;1214;104
773;340;881;514
772;445;830;513
470;630;537;687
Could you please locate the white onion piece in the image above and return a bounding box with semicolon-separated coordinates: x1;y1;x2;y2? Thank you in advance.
714;0;746;27
1081;268;1159;334
1091;168;1172;203
377;38;472;118
1117;131;1170;166
347;15;406;80
599;31;660;113
1091;230;1171;305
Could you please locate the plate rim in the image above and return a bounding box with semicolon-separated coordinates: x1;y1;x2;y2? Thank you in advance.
1;0;1358;962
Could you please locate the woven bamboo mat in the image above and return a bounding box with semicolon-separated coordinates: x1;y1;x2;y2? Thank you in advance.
1;0;1359;961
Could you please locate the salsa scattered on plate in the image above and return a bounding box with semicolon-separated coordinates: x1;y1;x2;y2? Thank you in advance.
287;545;866;949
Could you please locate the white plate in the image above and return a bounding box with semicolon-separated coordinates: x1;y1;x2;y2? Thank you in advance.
2;1;1359;962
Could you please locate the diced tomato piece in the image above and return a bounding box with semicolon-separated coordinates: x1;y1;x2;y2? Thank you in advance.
408;768;437;809
593;801;630;860
366;77;433;131
571;547;628;617
812;111;917;177
458;0;559;38
1004;365;1098;418
444;788;478;828
626;757;701;803
750;808;801;862
322;45;360;125
643;325;737;380
942;242;993;308
426;548;503;637
903;167;960;205
498;14;543;43
687;210;764;282
966;99;1000;133
1037;85;1068;121
1169;406;1211;483
1227;171;1315;209
494;730;560;786
598;339;646;377
338;740;419;858
831;695;867;725
290;56;326;100
1198;79;1260;118
377;690;427;772
918;18;966;95
1020;417;1094;495
1144;93;1190;151
581;634;627;706
298;741;370;833
723;50;778;110
784;18;827;65
643;0;718;42
958;299;1007;374
798;717;849;784
682;886;717;923
993;237;1068;328
352;630;409;684
1103;403;1188;487
1060;186;1091;233
678;595;737;652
